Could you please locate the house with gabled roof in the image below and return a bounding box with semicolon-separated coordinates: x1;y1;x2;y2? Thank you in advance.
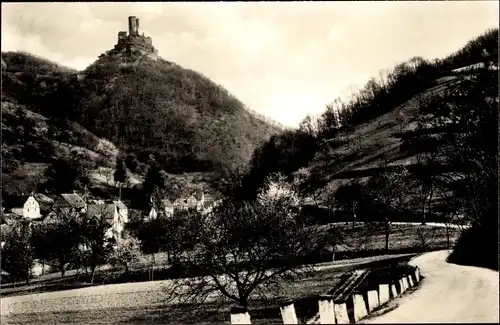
86;200;128;241
8;193;53;220
53;193;87;213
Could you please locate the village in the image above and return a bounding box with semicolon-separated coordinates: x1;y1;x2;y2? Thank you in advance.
0;189;219;278
1;3;498;324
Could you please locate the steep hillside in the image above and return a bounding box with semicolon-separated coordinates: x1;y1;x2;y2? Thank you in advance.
291;28;498;209
73;57;280;175
1;53;120;198
298;75;460;199
1;19;281;203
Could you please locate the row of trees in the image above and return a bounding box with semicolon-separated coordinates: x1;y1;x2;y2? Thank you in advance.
334;165;454;254
2;175;336;309
413;68;497;269
2;210;114;284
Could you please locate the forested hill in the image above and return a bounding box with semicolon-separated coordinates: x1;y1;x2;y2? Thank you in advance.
3;48;281;172
231;28;498;204
1;39;282;200
76;56;282;175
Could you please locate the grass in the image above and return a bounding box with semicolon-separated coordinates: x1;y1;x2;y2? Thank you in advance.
1;222;458;297
302;76;458;200
320;222;461;260
1;255;415;325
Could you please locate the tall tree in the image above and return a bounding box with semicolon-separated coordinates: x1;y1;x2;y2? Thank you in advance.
334;181;365;227
42;151;91;194
113;157;128;200
164;176;332;308
1;222;34;284
360;165;415;253
30;211;81;278
77;207;115;284
142;159;165;200
137;218;167;281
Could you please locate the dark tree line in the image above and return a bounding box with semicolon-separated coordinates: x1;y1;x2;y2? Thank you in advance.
409;68;498;269
227;129;318;202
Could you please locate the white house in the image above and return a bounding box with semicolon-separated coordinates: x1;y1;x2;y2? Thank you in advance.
9;194;41;219
147;190;215;219
172;189;207;212
23;195;41;219
147;199;174;221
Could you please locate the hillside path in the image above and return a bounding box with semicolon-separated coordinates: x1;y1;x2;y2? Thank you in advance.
362;250;499;323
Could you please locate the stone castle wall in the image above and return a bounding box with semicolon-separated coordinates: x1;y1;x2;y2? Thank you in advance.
108;16;159;61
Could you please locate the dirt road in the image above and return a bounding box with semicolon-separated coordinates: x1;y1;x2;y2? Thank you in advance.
362;250;499;323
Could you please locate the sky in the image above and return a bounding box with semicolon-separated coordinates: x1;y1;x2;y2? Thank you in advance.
2;2;498;127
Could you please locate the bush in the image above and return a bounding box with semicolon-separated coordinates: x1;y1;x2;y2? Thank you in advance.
447;225;498;270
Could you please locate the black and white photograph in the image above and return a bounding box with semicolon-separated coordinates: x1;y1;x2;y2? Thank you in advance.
0;1;498;324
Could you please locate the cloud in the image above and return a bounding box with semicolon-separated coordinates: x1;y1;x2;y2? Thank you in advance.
1;2;498;127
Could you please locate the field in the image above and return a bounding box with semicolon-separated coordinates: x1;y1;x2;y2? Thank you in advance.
1;254;416;325
0;222;461;296
0;222;461;324
301;76;459;204
331;222;461;257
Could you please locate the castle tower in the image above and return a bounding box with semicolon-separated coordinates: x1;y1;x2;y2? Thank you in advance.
128;16;139;36
117;31;127;42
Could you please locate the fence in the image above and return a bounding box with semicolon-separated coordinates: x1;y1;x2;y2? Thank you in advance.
230;266;421;324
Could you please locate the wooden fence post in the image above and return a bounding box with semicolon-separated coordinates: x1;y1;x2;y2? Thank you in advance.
390;282;398;298
402;276;409;291
399;278;406;293
407;274;414;287
367;289;380;312
414;266;421;282
334;301;350;324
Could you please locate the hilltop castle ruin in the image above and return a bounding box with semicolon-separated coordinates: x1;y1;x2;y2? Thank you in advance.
100;16;159;62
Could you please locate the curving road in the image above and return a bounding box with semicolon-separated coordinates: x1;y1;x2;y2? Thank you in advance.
362;250;499;323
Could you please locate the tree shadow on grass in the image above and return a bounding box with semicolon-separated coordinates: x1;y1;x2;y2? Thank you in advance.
122;296;321;324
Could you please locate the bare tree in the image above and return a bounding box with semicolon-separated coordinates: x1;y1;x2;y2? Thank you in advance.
362;165;415;253
78;204;115;283
109;234;140;273
163;175;333;308
414;225;439;251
